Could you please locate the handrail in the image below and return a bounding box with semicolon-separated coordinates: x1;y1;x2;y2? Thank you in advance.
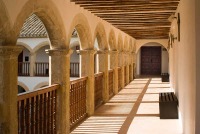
94;72;103;77
17;84;60;101
70;77;87;84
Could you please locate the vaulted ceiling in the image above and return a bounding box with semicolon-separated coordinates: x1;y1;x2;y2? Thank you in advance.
71;0;180;39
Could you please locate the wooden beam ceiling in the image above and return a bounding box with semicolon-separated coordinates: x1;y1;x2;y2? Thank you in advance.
71;0;180;39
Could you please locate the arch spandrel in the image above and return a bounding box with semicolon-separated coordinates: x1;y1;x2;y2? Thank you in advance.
68;13;92;50
108;29;117;50
123;36;128;51
93;22;108;50
0;0;12;46
117;33;123;51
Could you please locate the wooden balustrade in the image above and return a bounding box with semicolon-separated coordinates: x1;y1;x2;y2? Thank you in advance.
18;62;30;76
108;70;114;98
70;77;87;129
70;62;80;77
35;62;49;76
118;67;122;91
18;84;59;134
94;72;104;109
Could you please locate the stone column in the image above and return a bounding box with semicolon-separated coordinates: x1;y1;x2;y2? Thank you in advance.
0;46;23;134
129;52;134;81
29;52;36;76
98;50;109;102
79;50;96;116
132;52;136;79
125;52;130;84
119;51;125;88
46;49;73;134
109;50;118;94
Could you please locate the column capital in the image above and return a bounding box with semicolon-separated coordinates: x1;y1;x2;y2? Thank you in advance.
109;50;118;54
46;49;73;57
0;46;23;57
78;49;96;55
97;49;109;54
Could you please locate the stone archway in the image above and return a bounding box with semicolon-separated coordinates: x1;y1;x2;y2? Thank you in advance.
12;0;67;48
136;42;169;76
68;13;92;50
108;29;117;50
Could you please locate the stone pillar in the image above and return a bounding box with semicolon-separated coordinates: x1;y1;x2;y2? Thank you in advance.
125;52;130;84
0;46;23;134
46;49;73;134
109;50;118;94
119;51;125;88
29;52;36;76
98;50;109;102
129;52;134;81
132;52;136;79
79;50;96;116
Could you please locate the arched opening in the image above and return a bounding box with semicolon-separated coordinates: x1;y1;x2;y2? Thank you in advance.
70;29;80;78
18;47;31;76
35;45;50;76
17;14;51;90
136;42;169;76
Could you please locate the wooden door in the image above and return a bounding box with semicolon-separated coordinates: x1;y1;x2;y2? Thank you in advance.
141;46;161;75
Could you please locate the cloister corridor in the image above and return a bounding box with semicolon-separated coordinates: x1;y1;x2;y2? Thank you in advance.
71;78;182;134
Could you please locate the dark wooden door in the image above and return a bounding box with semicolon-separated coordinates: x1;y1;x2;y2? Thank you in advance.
141;46;161;75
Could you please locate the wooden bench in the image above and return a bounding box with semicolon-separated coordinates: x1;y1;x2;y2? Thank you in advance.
159;92;179;119
161;73;169;82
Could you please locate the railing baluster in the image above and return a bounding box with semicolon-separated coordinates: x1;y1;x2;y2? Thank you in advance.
70;77;87;129
18;84;59;134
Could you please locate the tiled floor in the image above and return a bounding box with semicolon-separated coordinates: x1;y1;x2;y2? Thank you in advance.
71;78;183;134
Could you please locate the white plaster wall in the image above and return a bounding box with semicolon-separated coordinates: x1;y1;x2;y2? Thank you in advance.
169;1;196;133
18;77;49;91
36;45;50;62
161;47;169;73
70;47;79;63
23;48;30;62
17;38;50;51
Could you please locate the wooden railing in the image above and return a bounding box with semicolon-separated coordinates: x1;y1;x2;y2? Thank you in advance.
70;77;87;129
118;67;122;91
18;84;59;134
70;62;80;77
35;62;49;76
18;62;30;76
108;70;114;98
94;72;104;109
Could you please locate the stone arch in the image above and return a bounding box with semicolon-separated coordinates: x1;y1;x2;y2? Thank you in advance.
123;36;128;51
93;22;108;50
0;0;12;45
34;81;49;90
129;38;133;52
17;42;33;53
118;33;123;51
12;0;67;48
33;41;50;53
136;40;168;53
68;13;92;50
108;29;117;50
18;81;29;91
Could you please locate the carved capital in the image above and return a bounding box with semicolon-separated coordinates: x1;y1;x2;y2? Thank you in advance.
78;49;96;55
0;46;23;58
46;49;73;57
